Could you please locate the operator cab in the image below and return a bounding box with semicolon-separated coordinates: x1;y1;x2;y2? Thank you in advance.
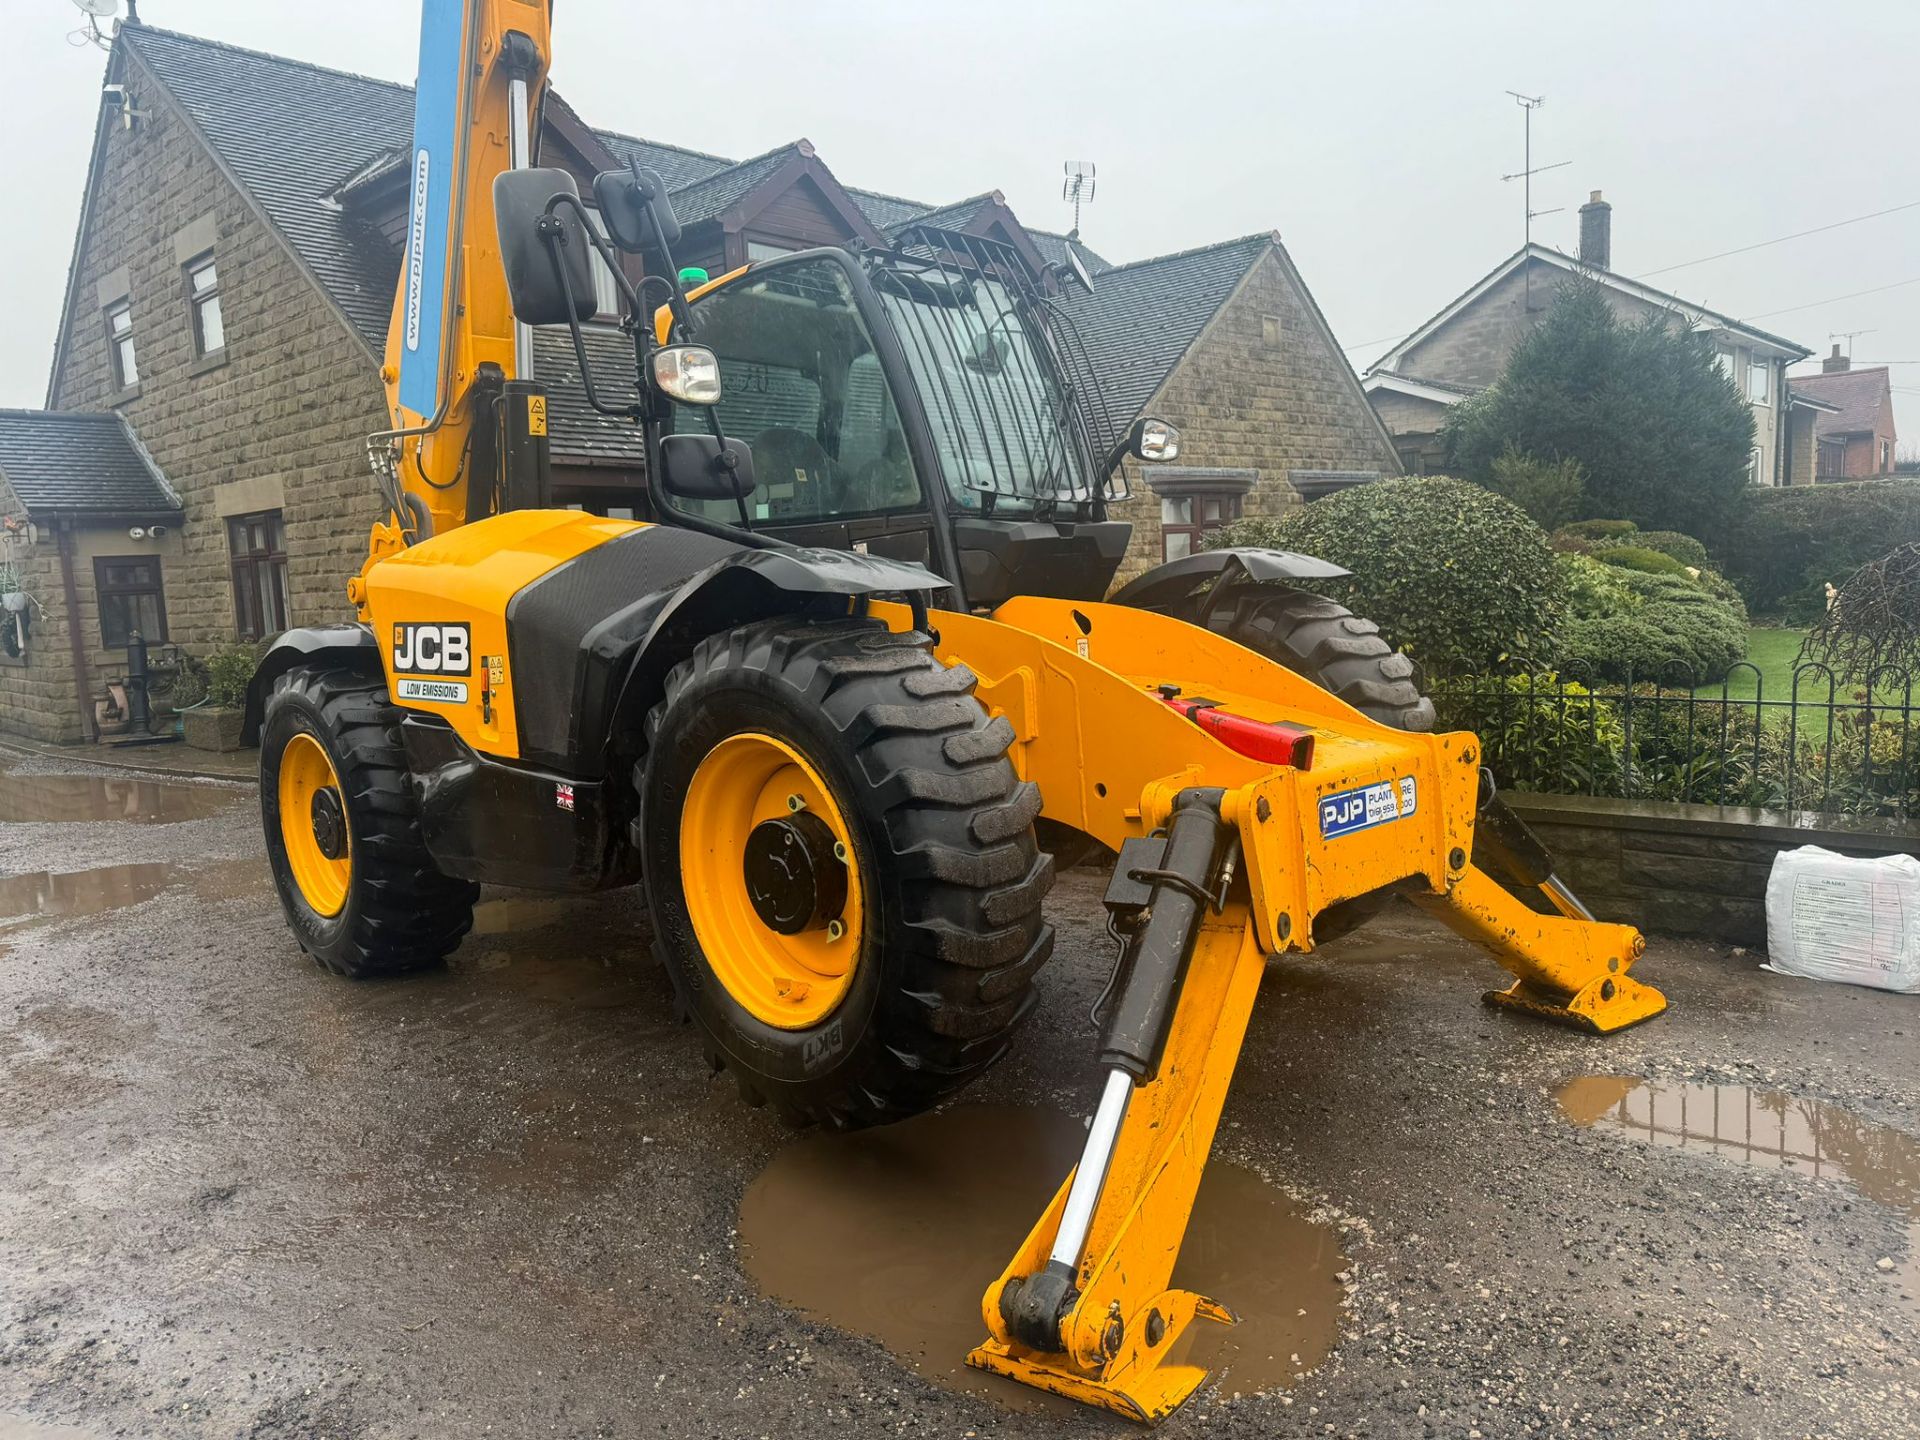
492;164;1182;611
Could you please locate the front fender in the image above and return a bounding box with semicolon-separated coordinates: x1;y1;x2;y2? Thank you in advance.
589;545;944;774
242;623;381;745
1108;547;1351;618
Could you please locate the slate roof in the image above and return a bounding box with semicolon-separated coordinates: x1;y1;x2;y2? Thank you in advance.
534;329;646;467
0;411;182;518
1788;367;1894;438
665;143;808;227
1053;233;1273;424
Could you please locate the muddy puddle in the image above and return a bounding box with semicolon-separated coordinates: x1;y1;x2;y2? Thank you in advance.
0;768;242;824
1560;1075;1919;1304
0;858;265;925
740;1105;1345;1413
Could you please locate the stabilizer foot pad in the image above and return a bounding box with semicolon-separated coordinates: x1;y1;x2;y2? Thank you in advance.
1483;973;1668;1034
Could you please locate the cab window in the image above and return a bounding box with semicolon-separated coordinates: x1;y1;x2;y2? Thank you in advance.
671;257;921;525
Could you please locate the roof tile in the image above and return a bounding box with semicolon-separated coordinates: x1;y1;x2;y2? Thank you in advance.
0;410;182;517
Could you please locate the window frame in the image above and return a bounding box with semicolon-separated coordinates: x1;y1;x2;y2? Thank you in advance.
1159;489;1245;561
105;298;138;390
1747;358;1771;406
184;251;225;358
1747;446;1763;485
226;509;290;641
93;554;168;649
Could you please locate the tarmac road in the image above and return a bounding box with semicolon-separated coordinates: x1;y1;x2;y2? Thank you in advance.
1;751;1916;1439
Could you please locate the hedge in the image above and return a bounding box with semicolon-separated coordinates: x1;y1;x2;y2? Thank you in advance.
1715;479;1920;620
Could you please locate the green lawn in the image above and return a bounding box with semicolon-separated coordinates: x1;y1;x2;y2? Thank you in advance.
1698;627;1806;700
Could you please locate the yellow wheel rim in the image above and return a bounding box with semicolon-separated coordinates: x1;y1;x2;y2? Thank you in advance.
278;731;352;918
680;732;864;1030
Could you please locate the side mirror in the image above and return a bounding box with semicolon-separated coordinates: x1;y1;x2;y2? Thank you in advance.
592;166;682;256
660;434;755;501
493;168;596;327
1128;416;1180;462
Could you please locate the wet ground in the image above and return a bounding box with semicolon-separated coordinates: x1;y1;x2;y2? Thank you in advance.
1;751;1917;1438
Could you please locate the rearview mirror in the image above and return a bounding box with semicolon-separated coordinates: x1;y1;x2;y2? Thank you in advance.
660;434;755;501
1128;416;1180;462
592;166;682;256
493;168;596;327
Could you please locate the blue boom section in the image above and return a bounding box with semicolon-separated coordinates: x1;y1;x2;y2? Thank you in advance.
397;0;466;419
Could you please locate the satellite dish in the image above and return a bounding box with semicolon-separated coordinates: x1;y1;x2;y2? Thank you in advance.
72;0;120;16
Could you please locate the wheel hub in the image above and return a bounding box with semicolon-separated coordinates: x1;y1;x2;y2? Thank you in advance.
743;812;847;935
309;786;348;860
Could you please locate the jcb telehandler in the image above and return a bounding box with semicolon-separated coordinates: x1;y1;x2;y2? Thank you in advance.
248;0;1665;1419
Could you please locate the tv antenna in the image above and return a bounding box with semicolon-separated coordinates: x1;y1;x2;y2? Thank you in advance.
1062;161;1096;239
1500;91;1570;306
1830;328;1876;356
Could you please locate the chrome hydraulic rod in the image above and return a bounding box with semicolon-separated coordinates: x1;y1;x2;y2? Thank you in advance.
506;71;535;378
1048;1068;1134;1269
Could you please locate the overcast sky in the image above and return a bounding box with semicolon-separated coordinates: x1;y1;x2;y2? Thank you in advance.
10;0;1919;441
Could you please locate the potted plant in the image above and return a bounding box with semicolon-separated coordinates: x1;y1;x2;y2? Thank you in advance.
182;644;257;752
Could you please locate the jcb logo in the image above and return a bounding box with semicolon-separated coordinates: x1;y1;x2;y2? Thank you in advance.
392;622;471;676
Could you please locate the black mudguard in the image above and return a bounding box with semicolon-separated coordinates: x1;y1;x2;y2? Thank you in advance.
1108;546;1351;619
242;623;381;745
566;545;945;777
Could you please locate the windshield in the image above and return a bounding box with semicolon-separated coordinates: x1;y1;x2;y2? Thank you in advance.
670;257;922;526
873;268;1099;510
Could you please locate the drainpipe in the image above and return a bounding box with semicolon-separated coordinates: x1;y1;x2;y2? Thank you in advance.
1775;357;1790;486
55;519;98;742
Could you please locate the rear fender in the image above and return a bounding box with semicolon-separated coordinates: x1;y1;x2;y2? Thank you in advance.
598;546;943;771
243;624;382;745
1108;547;1351;620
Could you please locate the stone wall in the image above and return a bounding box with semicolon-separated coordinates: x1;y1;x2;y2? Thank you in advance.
0;491;88;743
1504;791;1918;946
1107;246;1401;586
47;50;389;660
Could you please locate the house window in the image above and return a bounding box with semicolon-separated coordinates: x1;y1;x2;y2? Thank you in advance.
228;509;289;639
185;253;224;356
95;556;167;648
1747;359;1770;406
1817;439;1846;479
1747;446;1763;485
1260;314;1284;346
747;240;796;263
1714;348;1735;382
1160;491;1243;560
106;300;138;388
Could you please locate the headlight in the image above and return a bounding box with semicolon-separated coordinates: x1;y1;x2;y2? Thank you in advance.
650;345;723;406
1137;417;1180;462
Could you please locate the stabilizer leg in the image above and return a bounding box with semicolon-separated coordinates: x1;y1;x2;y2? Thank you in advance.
1412;865;1666;1033
967;904;1267;1421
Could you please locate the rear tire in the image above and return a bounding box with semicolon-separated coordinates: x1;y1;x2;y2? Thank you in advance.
1209;586;1433;942
638;617;1054;1129
1208;586;1435;732
260;666;477;977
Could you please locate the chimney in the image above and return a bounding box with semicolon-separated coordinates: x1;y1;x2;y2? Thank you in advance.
1822;344;1850;374
1578;191;1612;270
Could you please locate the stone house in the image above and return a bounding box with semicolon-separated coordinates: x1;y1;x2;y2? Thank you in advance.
1787;348;1899;479
1363;192;1824;489
4;21;1393;743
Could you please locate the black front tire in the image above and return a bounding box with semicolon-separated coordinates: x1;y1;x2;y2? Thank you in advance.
637;618;1055;1129
260;666;477;977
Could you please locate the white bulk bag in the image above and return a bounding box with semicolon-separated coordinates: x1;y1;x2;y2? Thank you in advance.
1763;845;1920;994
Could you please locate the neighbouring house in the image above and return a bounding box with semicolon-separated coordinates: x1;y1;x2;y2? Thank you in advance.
0;411;185;742
1362;191;1821;487
6;22;1393;744
1785;348;1899;480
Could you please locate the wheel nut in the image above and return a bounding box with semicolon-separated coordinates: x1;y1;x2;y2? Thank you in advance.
826;919;846;942
832;840;848;863
786;794;806;812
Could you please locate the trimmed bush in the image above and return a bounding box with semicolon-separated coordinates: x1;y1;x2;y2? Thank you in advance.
1559;571;1748;684
1559;553;1641;620
1593;544;1692;577
1632;530;1710;568
1207;476;1564;672
1716;478;1920;620
1557;518;1639;542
